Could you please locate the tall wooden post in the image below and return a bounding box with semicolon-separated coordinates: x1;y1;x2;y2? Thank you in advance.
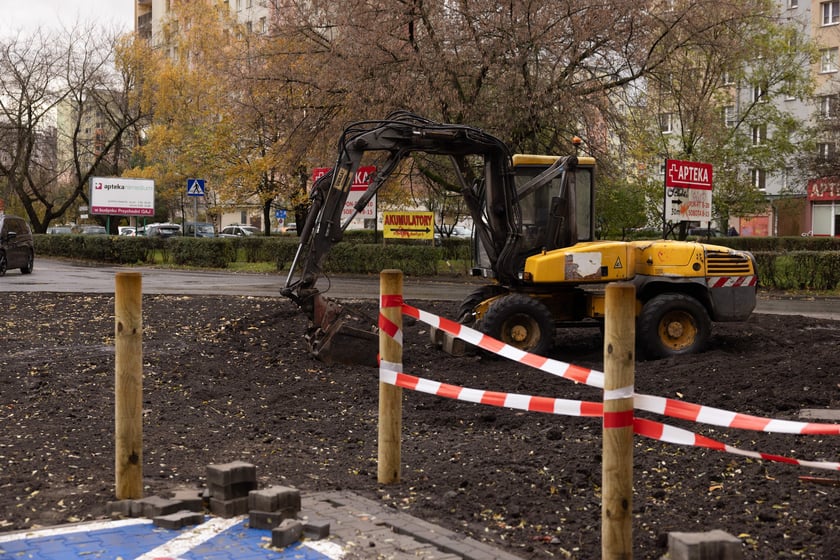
602;282;636;559
115;271;143;499
378;269;403;484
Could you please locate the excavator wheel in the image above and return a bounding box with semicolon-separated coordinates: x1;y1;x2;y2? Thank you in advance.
637;293;711;359
456;286;508;323
478;293;555;356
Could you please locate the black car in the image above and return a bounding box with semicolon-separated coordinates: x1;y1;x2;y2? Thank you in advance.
0;214;34;276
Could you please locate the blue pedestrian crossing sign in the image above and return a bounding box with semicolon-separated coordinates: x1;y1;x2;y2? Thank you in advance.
187;178;205;196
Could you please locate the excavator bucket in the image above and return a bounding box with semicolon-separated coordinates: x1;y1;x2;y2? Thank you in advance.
305;294;379;367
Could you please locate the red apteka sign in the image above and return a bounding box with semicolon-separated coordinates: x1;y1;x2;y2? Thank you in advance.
808;177;840;202
665;159;713;190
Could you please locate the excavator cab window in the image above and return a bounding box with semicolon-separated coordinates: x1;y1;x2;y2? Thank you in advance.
511;155;595;253
574;162;594;242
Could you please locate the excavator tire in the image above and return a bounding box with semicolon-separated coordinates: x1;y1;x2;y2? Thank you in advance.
637;293;711;359
478;293;555;356
457;286;508;323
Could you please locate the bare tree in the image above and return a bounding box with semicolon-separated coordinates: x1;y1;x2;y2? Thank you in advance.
266;0;786;159
0;24;150;232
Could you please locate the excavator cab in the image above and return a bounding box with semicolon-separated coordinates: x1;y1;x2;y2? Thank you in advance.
471;154;596;279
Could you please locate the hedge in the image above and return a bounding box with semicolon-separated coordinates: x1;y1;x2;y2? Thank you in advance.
33;234;840;290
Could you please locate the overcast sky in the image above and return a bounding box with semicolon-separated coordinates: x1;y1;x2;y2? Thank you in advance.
0;0;134;36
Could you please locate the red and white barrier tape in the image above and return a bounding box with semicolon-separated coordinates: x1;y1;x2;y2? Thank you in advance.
634;393;840;435
377;364;840;471
401;303;605;388
634;418;840;471
379;366;603;418
398;302;840;436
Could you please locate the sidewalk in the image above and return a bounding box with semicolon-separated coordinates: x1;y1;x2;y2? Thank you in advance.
0;491;525;560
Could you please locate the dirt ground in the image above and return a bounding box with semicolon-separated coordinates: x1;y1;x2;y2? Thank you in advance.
1;291;839;559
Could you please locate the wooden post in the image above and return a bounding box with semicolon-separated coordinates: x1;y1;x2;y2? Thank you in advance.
602;282;636;559
378;269;403;483
115;271;143;499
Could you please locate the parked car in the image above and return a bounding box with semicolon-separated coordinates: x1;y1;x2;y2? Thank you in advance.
0;214;34;276
434;224;472;245
144;223;182;238
219;224;261;237
184;222;216;237
73;224;108;235
687;227;724;238
46;225;73;235
118;226;139;236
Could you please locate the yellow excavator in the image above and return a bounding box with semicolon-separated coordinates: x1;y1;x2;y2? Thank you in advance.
281;111;757;365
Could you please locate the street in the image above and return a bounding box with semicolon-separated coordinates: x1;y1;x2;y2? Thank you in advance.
2;258;839;320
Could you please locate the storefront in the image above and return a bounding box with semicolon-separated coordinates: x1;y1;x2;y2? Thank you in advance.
807;177;840;237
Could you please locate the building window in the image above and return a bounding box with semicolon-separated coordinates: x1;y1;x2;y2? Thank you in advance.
823;1;840;25
819;95;838;118
751;169;766;191
821;48;838;73
752;84;765;103
260;17;267;33
751;124;767;146
788;0;798;7
818;142;836;161
659;113;674;134
723;105;737;128
722;69;735;86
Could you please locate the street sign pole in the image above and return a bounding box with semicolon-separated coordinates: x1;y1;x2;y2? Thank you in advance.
186;179;206;235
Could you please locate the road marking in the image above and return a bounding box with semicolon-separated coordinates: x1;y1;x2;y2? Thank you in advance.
135;516;242;559
0;518;150;542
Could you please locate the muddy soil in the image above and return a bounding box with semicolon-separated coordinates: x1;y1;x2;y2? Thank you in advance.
1;292;839;559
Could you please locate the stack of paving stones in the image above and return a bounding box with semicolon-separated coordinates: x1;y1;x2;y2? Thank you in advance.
206;460;257;517
106;461;330;549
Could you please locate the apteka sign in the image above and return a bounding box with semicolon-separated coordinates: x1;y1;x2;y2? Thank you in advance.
90;177;155;216
665;159;713;190
663;159;713;223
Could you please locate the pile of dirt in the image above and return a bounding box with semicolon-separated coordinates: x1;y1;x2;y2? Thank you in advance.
1;292;838;559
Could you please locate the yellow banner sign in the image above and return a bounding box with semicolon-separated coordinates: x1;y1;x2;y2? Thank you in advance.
383;211;435;240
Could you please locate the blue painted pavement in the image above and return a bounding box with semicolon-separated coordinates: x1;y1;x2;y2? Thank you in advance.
0;517;342;559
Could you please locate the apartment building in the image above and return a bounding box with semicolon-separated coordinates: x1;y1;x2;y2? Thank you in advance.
793;0;840;236
133;0;275;230
135;0;272;44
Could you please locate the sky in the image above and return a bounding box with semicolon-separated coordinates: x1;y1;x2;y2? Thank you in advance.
0;0;134;36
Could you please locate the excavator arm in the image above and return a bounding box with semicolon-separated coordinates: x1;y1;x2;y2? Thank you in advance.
280;111;578;366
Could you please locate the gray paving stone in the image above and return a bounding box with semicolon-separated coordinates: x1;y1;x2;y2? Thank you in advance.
300;490;526;560
668;530;743;560
271;518;304;548
134;496;183;518
153;510;204;530
248;485;301;512
205;461;256;487
168;488;204;512
209;496;249;517
302;518;331;540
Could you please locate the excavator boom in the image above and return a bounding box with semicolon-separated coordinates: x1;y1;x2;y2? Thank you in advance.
281;111;554;365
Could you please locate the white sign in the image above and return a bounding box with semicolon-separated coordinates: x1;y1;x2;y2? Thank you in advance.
664;185;712;223
90;177;155;216
663;159;713;224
